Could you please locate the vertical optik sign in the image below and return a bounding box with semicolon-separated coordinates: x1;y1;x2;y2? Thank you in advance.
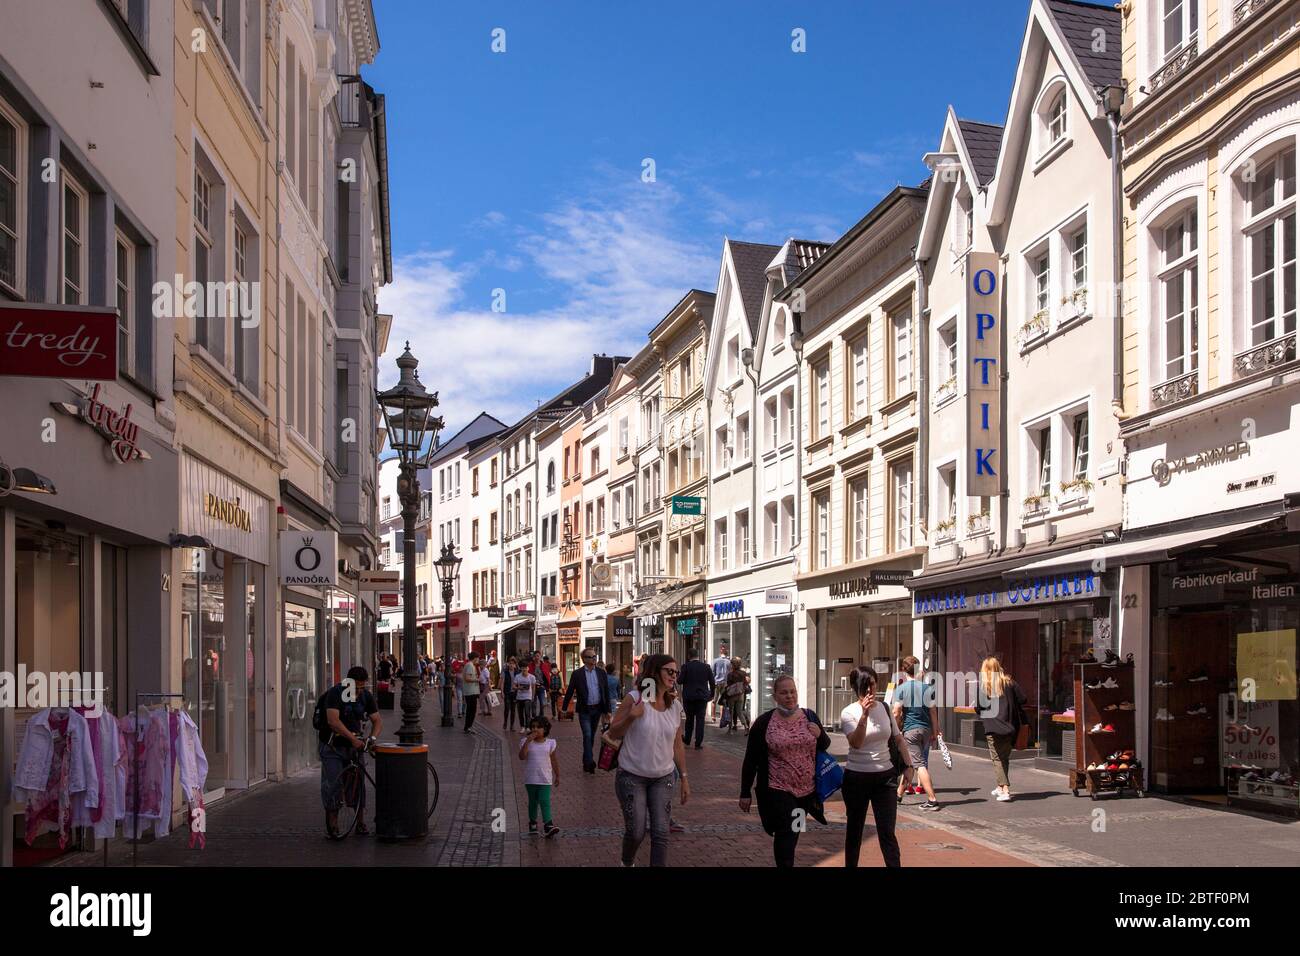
965;252;1004;497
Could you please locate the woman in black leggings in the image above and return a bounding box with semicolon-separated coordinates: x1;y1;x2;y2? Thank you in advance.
838;667;910;867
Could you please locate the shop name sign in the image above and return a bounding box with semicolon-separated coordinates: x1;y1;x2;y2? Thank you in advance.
965;252;1004;497
53;383;149;463
913;571;1101;617
0;303;118;381
829;570;913;600
280;530;338;586
1151;441;1249;486
204;492;252;531
671;495;702;516
710;599;745;619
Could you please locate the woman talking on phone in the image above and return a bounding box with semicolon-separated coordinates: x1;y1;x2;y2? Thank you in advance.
840;666;910;867
606;653;689;867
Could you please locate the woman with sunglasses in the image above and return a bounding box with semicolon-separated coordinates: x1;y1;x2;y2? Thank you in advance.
606;653;689;866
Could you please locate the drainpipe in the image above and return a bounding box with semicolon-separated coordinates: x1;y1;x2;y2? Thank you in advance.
742;350;759;563
790;313;805;557
1103;84;1126;412
913;250;929;551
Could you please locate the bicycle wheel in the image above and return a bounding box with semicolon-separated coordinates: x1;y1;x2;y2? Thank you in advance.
427;762;440;819
334;764;365;838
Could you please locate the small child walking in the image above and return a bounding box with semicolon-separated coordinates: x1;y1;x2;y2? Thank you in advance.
519;716;560;837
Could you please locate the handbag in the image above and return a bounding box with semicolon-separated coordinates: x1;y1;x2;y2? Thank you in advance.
597;731;622;772
814;749;844;801
880;703;907;781
936;733;953;770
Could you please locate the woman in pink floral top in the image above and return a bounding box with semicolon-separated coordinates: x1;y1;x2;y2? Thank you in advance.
738;675;831;867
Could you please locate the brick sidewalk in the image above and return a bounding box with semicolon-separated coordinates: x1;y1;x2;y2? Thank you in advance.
498;711;1029;867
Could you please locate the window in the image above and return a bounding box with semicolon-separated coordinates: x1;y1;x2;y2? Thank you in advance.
690;431;704;484
667;447;679;491
652;462;662;509
938;464;957;528
765;397;779;450
1033;250;1051;314
736;412;750;461
1069;225;1088;293
1245;147;1296;346
624;487;633;525
715;518;729;571
61;173;88;305
1046;90;1067;146
0;100;25;295
612;490;621;530
813;358;830;438
775;310;787;343
618;417;629;456
472;519;480;550
1162;0;1198;60
891;307;913;397
813;492;830;569
780;388;795;445
524;484;532;527
715;425;731;470
597;498;605;534
473;467;480;495
590;446;601;475
727;336;740;382
736;510;750;565
585;502;593;537
491;459;498;486
232;221;256;387
937;321;957;386
1070;412;1090;481
1032;424;1052;499
115;233;134;378
890;457;914;551
849;476;869;561
765;503;779;559
847;333;869;422
782;496;796;553
1160;207;1199;379
284;41;297;183
546;461;555;493
490;511;498;543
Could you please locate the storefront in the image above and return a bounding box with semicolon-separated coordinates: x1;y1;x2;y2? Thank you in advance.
706;588;796;717
804;569;918;725
433;610;470;660
1;369;179;867
912;568;1115;767
607;614;634;690
1148;532;1298;813
179;455;273;793
557;621;582;680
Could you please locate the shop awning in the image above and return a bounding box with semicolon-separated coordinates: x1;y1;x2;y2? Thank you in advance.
1007;518;1279;578
631;584;704;619
473;618;533;640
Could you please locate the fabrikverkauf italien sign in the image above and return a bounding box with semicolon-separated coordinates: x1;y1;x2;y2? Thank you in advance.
965;253;1005;497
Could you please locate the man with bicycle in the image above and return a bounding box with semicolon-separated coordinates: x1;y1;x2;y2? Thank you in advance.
320;665;383;838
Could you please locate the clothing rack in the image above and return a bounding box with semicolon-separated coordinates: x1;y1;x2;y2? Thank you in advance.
131;692;185;868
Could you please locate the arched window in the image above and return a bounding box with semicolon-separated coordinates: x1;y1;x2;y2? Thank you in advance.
1034;79;1069;156
1241;145;1296;349
546;461;555;492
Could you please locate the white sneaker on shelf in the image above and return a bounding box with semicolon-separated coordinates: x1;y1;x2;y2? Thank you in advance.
1155;708;1174;721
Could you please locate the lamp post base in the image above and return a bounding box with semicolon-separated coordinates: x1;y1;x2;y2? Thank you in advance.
441;683;455;728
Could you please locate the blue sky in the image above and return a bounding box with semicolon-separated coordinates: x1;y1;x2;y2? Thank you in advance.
371;0;1030;429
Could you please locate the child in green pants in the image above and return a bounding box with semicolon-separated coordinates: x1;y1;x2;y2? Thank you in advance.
519;715;560;837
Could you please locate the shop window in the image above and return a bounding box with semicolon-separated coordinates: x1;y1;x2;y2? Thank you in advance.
15;521;84;684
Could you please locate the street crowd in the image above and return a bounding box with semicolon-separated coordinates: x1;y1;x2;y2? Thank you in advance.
346;647;1034;867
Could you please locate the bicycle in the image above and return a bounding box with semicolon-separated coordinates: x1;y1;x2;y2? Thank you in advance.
329;734;442;840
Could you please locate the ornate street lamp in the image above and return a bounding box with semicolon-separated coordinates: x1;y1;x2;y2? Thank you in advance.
433;543;463;727
377;343;443;747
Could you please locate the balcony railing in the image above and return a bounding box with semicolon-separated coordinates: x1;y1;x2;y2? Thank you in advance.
1234;0;1277;27
1151;370;1199;409
1234;332;1297;379
1151;37;1198;92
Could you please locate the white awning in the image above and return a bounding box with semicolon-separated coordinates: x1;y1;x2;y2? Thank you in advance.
1010;518;1277;577
472;618;532;640
631;584;704;619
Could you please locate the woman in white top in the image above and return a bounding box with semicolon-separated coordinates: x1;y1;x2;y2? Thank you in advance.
607;653;689;867
840;666;910;867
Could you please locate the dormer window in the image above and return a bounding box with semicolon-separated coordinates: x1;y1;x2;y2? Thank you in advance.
1034;81;1070;163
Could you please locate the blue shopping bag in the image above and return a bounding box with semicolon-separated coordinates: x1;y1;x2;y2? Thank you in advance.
814;749;844;801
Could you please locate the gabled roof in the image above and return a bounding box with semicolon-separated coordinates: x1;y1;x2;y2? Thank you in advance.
1047;0;1121;88
987;0;1122;226
426;411;509;466
956;119;1005;187
726;240;783;341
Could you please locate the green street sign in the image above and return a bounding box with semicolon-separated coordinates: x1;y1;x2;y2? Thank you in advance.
671;495;702;516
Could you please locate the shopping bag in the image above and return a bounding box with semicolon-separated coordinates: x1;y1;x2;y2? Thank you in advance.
814;750;844;801
936;733;953;770
487;691;502;709
597;732;622;772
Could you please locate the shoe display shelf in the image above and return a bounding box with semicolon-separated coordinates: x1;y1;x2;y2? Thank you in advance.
1068;660;1145;800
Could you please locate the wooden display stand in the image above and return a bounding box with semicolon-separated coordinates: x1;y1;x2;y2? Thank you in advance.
1068;660;1145;800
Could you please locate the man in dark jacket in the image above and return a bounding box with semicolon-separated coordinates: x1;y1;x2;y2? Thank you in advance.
563;648;611;772
679;648;716;749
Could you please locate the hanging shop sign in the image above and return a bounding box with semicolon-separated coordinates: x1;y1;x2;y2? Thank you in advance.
379;592;399;608
51;384;149;463
486;606;504;618
709;599;745;619
1151;441;1250;486
611;616;634;638
359;570;400;590
0;303;118;381
675;615;702;635
280;530;339;586
508;603;535;618
671;495;702;516
765;588;792;605
965;252;1004;497
829;569;913;601
542;595;560;614
913;570;1105;618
